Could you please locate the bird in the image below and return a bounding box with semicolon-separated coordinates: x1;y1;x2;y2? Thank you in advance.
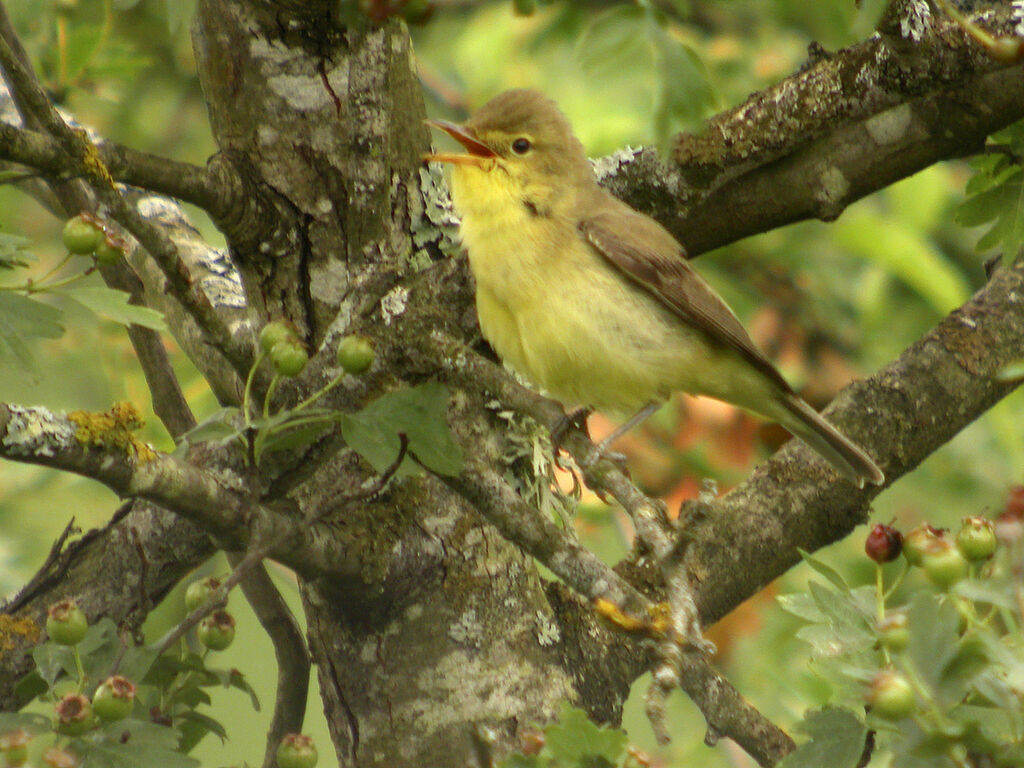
425;89;884;488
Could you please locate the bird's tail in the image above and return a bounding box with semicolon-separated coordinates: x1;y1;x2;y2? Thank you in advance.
767;394;885;489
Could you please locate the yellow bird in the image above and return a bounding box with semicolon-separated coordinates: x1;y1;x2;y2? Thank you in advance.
427;89;884;488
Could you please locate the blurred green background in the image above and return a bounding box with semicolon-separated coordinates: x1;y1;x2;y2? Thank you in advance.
1;1;1021;766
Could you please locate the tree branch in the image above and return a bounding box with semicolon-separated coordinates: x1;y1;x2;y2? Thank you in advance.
599;14;1024;257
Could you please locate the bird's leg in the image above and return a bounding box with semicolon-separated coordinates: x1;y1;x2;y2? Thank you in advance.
593;401;661;457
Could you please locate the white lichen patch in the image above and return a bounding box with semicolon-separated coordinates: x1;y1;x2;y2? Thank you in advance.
448;608;483;647
310;259;351;307
2;405;76;457
380;286;409;325
535;611;561;647
900;0;932;41
816;165;850;206
865;103;912;146
591;147;640;182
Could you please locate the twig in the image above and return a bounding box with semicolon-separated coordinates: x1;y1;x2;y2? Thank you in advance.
153;547;265;657
227;553;310;768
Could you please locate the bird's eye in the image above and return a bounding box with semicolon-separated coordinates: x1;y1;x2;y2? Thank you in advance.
511;137;531;155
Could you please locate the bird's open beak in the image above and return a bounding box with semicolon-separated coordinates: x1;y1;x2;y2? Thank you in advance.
424;119;496;168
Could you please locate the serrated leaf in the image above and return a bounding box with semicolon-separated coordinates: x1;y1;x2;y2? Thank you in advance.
340;382;463;477
78;618;122;687
543;705;627;765
906;592;959;692
956;167;1024;261
58;285;166;331
777;592;827;623
0;291;65;370
0;232;34;269
778;706;866;768
176;407;243;451
115;644;160;684
0;711;50;733
77;739;199;768
32;642;75;686
798;549;850;591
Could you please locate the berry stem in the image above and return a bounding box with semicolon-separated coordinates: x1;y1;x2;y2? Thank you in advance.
242;351;266;426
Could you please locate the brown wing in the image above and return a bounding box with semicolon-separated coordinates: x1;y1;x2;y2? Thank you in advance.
579;196;794;395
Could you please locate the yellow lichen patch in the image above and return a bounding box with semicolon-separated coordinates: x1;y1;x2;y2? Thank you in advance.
75;128;116;189
68;401;157;463
0;614;41;653
593;597;674;640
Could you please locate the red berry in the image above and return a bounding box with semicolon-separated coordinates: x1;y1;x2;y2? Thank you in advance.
46;599;88;646
865;523;903;563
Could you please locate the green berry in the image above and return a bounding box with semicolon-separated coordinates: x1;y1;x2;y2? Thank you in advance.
956;516;997;562
270;341;308;378
276;733;318;768
336;334;375;375
0;729;30;767
197;610;236;651
54;693;95;736
868;670;915;720
46;599;87;646
61;214;104;255
259;321;296;355
922;539;969;589
877;612;909;653
184;576;222;612
94;234;127;265
93;676;136;722
903;523;944;566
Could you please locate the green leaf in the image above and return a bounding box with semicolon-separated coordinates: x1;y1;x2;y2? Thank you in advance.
176;407;243;451
798;549;849;591
956;165;1024;262
0;232;34;269
206;666;260;711
340;382;464;477
648;11;714;141
953;578;1016;611
77;738;199;768
0;291;65;371
78;618;122;687
576;5;649;77
0;711;50;733
543;705;627;766
778;706;866;768
57;285;167;331
177;710;228;753
997;359;1024;382
32;642;75;686
906;592;959;692
776;592;827;623
116;644;161;685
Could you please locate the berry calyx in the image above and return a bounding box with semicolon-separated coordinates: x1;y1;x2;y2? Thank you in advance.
336;334;375;375
46;599;88;646
865;523;903;563
877;612;909;653
93;676;136;722
276;733;318;768
0;729;30;767
867;670;915;720
197;609;236;651
184;576;222;613
61;214;104;255
54;693;95;736
956;516;997;562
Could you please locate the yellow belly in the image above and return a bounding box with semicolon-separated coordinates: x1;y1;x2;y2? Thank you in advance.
450;163;769;417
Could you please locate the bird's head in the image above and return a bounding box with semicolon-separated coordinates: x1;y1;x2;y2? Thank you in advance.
426;90;594;215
